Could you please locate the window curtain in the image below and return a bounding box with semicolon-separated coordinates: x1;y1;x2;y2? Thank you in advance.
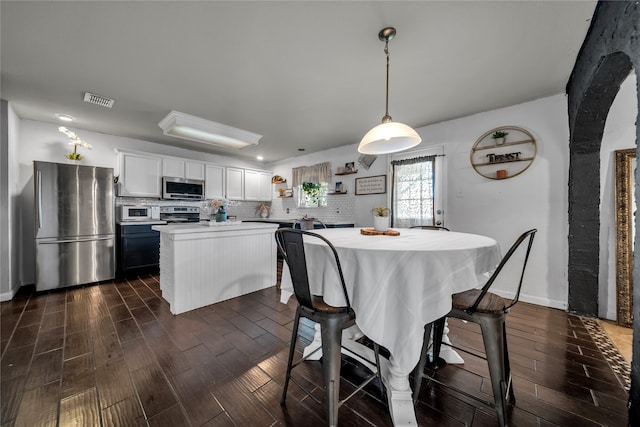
391;155;436;228
292;162;331;186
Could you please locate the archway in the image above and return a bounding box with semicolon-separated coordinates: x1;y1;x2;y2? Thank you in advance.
566;1;640;421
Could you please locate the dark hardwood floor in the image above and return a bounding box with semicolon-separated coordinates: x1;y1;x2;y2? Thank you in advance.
0;272;629;426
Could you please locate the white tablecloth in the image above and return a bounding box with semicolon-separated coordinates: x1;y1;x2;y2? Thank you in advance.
280;228;501;375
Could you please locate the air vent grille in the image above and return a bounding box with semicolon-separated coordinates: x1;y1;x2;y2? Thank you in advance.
83;92;115;108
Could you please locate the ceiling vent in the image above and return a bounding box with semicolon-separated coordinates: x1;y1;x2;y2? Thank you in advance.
83;92;115;108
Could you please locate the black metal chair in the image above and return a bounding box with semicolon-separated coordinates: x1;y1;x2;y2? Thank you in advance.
410;225;450;231
294;217;327;230
412;228;537;427
276;228;382;426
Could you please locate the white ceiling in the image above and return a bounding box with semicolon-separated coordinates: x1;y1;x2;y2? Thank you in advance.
1;1;597;163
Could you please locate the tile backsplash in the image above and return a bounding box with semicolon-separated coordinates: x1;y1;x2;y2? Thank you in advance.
116;193;356;224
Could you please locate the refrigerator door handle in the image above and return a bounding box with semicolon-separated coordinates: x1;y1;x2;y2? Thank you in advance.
39;236;113;244
37;170;42;230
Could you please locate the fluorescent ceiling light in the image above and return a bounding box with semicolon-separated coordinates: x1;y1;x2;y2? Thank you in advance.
158;110;261;149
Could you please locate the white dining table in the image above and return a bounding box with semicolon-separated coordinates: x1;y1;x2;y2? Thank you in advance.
279;227;501;426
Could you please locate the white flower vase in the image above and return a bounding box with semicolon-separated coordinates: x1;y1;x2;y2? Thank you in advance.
373;215;389;232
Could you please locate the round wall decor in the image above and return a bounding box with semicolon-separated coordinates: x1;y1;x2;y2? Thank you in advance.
470;126;537;180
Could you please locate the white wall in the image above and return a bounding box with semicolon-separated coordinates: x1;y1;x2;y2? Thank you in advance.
8;94;579;309
416;94;570;309
268;144;389;226
0;102;21;300
599;72;638;320
271;94;571;309
13;119;266;290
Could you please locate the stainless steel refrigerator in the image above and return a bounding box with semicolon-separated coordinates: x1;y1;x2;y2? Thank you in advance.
34;161;115;291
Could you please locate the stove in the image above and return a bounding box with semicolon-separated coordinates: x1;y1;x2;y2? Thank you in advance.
160;206;200;223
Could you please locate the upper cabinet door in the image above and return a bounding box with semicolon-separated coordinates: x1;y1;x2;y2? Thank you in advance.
185;161;205;181
226;167;244;200
245;170;273;201
244;169;260;201
163;158;205;180
205;164;225;199
258;171;272;201
119;152;162;197
163;158;185;178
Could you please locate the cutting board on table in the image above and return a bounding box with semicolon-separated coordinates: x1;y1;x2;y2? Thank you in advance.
360;228;400;236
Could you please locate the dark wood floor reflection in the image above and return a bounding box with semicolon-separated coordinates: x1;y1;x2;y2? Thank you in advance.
1;273;629;426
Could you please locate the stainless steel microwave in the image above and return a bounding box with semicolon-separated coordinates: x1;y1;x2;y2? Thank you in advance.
162;176;205;201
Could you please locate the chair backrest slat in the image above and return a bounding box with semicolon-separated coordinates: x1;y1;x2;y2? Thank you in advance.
410;225;450;231
468;228;537;314
275;228;350;310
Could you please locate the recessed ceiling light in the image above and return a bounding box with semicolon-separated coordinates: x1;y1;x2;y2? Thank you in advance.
256;156;264;161
56;114;73;122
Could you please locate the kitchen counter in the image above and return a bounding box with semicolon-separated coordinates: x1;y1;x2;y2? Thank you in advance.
245;218;355;227
117;220;167;226
152;221;275;237
153;221;278;314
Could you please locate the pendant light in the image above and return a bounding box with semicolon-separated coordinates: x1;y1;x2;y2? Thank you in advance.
358;27;422;155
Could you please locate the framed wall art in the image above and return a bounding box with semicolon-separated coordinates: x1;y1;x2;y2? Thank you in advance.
355;175;386;195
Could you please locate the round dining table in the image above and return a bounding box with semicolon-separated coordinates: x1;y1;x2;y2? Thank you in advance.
279;227;501;426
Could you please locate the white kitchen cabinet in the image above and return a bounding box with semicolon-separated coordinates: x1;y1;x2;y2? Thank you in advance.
118;151;162;197
244;170;272;201
185;161;205;180
163;158;205;180
205;164;225;199
226;167;244;200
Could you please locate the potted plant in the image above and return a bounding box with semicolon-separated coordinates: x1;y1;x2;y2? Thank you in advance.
371;206;391;232
211;199;229;222
59;126;92;161
256;203;272;218
491;130;508;146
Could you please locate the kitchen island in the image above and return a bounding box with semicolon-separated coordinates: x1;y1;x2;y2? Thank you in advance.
152;221;279;314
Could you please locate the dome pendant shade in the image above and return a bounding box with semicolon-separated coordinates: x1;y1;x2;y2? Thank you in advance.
358;121;421;154
358;26;421;155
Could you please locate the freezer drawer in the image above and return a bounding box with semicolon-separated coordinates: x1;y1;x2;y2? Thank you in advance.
35;236;115;291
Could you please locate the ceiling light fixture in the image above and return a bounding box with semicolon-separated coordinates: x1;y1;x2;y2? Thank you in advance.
158;111;262;149
56;114;73;122
358;27;421;155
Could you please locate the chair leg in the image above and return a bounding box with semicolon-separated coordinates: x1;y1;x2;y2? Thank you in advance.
320;316;345;427
503;322;515;403
431;317;446;366
478;315;508;427
412;322;432;403
281;308;302;405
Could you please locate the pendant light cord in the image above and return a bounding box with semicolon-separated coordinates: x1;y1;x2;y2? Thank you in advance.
383;41;392;123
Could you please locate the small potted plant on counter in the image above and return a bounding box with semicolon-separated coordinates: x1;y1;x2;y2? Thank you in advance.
371;206;391;232
256;204;272;219
211;199;229;222
491;130;508;146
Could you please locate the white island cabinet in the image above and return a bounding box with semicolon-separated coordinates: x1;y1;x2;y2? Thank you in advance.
152;222;279;315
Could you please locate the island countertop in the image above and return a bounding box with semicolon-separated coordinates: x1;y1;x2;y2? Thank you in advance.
152;221;278;237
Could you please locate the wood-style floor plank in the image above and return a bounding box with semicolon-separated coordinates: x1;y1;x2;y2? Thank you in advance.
0;273;630;426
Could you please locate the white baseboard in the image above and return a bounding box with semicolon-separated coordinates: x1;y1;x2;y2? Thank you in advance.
0;283;21;302
493;288;568;311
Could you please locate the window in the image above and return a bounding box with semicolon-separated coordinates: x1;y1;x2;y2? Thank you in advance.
299;182;328;207
292;162;331;208
391;147;444;228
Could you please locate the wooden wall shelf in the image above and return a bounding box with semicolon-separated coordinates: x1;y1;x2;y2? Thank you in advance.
470;126;537;180
335;171;357;176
